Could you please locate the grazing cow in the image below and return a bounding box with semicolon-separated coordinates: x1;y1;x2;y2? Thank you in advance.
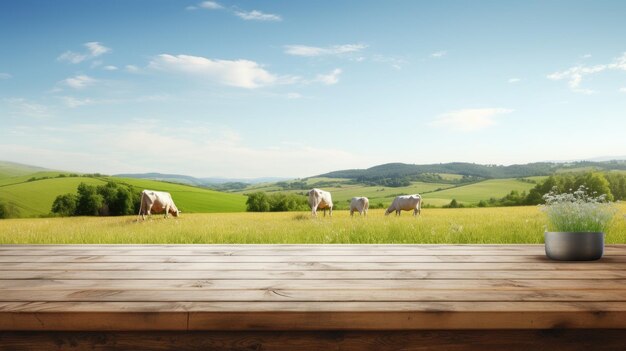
307;188;333;217
350;197;369;217
137;190;180;220
385;194;422;216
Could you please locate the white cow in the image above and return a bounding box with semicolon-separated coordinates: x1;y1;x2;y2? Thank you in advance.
137;190;180;220
307;188;333;217
350;197;369;217
385;194;422;216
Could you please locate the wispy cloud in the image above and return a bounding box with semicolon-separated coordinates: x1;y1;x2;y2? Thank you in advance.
431;108;513;132
235;10;281;21
548;52;626;93
286;92;302;99
149;54;282;89
284;44;367;57
187;1;223;10
61;96;96;108
0;72;11;80
371;54;406;70
508;78;521;83
431;50;447;58
3;98;51;118
582;54;592;59
57;42;111;64
103;65;118;71
313;68;342;85
125;65;140;73
620;87;626;93
62;75;97;89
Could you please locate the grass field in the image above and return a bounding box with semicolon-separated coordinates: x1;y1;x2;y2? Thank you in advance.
1;204;624;244
0;175;246;217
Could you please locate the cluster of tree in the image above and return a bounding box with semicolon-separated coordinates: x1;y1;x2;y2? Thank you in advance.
479;172;626;207
0;201;20;219
208;182;249;192
245;192;309;212
51;182;141;216
27;173;107;183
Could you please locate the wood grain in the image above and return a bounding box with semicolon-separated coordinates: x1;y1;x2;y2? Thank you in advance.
1;330;625;351
0;244;625;332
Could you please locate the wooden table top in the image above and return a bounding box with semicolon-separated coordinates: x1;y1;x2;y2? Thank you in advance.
1;244;625;331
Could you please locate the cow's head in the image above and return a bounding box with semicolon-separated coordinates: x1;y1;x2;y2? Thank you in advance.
170;207;180;217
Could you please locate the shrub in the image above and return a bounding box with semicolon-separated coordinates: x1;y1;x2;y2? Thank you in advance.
541;186;617;232
0;201;20;219
51;193;77;216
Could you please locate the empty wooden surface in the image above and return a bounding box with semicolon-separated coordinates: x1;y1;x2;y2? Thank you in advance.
1;244;625;331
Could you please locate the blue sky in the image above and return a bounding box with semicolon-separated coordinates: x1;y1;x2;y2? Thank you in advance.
1;0;625;178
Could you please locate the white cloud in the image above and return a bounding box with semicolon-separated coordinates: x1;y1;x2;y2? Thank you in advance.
582;54;592;59
187;1;222;10
199;1;222;9
125;65;139;73
371;55;406;70
508;78;521;83
57;42;111;64
235;10;281;21
0;72;11;79
431;51;447;58
103;65;118;71
619;87;626;93
431;108;513;132
3;98;51;118
84;42;111;57
284;44;367;57
286;92;302;99
314;68;342;85
62;75;96;89
548;52;626;93
149;54;280;89
61;96;95;108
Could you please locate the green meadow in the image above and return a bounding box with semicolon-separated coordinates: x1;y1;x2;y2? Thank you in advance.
1;205;624;244
0;175;246;217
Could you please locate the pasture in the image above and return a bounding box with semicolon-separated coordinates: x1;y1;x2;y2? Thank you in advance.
0;175;246;217
1;204;625;244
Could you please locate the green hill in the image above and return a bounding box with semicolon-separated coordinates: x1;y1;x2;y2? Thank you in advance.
0;175;246;217
0;161;52;179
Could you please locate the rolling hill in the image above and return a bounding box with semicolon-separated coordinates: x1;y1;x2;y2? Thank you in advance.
0;168;247;217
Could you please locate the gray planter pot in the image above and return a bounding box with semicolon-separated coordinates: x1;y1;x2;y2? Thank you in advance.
544;232;604;261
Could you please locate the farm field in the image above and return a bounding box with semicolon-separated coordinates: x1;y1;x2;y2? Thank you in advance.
1;204;625;244
0;176;246;217
237;177;535;207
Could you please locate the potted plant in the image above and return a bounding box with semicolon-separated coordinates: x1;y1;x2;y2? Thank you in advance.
542;186;616;261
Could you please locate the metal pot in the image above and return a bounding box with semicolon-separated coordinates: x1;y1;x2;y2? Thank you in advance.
544;232;604;261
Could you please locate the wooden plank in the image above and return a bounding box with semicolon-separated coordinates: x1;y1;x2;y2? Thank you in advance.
1;309;625;330
4;301;626;313
1;261;624;270
1;289;626;302
1;246;624;256
2;254;626;263
4;269;625;280
2;330;626;351
1;279;625;291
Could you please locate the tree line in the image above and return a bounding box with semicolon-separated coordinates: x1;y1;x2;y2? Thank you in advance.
51;182;141;216
479;172;625;207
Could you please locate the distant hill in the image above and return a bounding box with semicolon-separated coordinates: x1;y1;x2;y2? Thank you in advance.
318;161;626;181
115;172;289;187
0;161;52;178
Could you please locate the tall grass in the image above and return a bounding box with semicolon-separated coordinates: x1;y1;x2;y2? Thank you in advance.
1;204;624;244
